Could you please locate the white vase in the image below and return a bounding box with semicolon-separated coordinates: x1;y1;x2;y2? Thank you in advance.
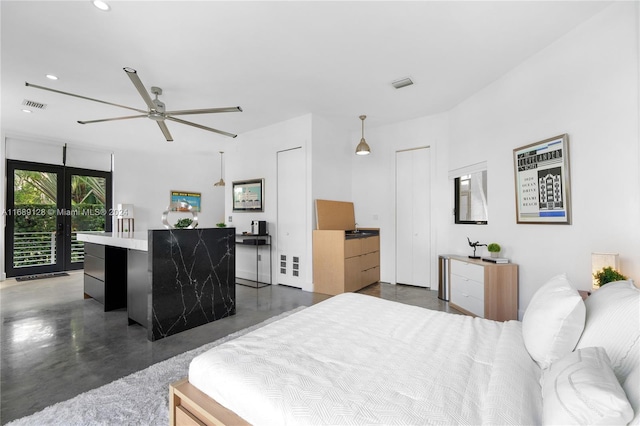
490;251;500;258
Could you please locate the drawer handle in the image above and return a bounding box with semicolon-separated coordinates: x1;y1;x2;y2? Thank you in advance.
462;292;469;298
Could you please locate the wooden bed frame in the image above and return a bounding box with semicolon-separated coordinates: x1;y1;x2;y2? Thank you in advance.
169;378;249;426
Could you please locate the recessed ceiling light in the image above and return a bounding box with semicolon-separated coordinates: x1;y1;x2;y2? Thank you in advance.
46;74;58;80
92;0;111;12
22;109;32;113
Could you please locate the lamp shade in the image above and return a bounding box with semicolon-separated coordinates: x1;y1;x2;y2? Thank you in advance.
355;138;371;155
355;115;371;155
116;204;134;219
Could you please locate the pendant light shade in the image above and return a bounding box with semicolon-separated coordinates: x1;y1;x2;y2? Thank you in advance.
214;151;225;186
355;115;371;156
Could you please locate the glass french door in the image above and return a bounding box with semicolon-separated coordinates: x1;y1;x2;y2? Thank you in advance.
5;160;112;277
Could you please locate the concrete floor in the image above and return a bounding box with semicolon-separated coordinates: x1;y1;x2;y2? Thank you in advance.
0;272;458;424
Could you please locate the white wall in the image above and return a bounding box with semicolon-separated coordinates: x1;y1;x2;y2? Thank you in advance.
225;114;312;288
351;113;450;286
114;149;224;232
311;114;353;222
444;2;640;317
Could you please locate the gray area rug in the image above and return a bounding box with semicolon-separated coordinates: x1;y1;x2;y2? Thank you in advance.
7;307;306;426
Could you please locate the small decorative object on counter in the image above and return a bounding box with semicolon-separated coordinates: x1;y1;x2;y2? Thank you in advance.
487;243;501;258
174;218;196;229
216;222;227;228
467;237;486;259
162;201;198;229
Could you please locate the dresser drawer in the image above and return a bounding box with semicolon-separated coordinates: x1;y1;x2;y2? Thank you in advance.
451;259;484;283
344;239;361;258
451;284;484;317
361;251;379;270
361;236;379;254
450;273;484;301
361;266;380;287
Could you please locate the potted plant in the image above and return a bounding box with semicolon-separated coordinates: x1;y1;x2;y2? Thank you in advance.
593;266;627;288
216;222;227;228
174;218;195;229
487;243;501;258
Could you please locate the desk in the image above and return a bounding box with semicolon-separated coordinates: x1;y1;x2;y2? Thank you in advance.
236;234;271;288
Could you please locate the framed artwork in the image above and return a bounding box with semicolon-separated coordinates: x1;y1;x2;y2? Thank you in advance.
170;191;201;212
232;179;264;212
513;134;571;224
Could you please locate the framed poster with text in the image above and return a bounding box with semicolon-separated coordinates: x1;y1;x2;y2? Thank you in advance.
513;134;571;224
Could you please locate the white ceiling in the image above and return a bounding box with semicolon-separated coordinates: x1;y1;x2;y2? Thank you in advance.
1;1;611;155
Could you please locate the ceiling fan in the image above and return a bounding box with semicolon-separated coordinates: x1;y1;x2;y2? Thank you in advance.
25;67;242;141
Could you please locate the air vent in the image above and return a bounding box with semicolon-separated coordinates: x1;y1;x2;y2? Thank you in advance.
22;99;47;110
391;77;414;89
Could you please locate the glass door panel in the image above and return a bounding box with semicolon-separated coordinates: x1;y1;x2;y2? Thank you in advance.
68;174;108;267
6;161;64;276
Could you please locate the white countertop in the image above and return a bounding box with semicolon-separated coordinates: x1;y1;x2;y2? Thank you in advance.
77;232;148;251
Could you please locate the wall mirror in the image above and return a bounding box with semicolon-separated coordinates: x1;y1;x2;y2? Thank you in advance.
454;170;488;224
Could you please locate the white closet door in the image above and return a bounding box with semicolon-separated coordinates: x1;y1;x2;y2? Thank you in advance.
395;147;431;288
412;148;430;287
396;151;413;284
277;147;305;288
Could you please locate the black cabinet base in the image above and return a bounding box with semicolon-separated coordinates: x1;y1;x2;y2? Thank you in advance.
83;244;127;312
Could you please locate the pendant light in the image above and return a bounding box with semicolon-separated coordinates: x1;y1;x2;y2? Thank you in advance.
214;151;225;186
355;115;371;155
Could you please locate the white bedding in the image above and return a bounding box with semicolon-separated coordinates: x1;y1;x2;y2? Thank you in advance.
189;293;542;425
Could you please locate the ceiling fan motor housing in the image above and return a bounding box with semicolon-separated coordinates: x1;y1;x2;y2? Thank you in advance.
149;98;166;120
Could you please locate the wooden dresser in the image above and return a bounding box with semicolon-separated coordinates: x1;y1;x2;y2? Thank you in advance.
449;256;518;321
313;230;380;295
312;199;380;296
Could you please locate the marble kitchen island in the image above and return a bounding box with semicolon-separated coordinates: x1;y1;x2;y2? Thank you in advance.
78;228;236;341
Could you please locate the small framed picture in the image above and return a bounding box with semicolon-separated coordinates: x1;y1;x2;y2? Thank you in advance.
170;191;201;212
513;134;571;224
232;179;264;212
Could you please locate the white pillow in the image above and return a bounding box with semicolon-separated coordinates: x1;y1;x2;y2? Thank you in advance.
576;280;640;381
542;346;634;425
575;280;640;423
624;363;640;425
522;273;585;369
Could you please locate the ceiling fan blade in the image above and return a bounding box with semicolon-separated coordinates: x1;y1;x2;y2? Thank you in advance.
78;114;148;124
166;116;237;138
164;106;243;116
123;67;155;111
157;121;174;142
25;82;147;114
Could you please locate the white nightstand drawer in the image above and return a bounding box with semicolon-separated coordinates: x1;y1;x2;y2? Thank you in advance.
451;259;484;283
450;273;484;301
451;285;484;317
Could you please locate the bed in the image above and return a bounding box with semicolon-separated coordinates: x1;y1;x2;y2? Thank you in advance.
170;276;640;425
